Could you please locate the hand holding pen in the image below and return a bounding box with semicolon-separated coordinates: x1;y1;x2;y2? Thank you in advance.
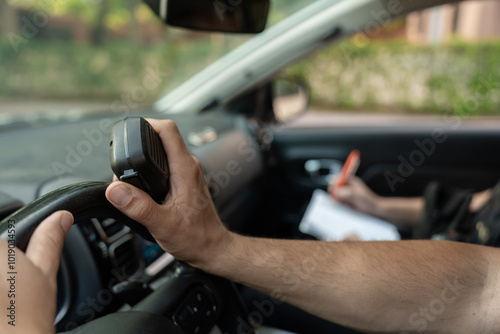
329;149;360;199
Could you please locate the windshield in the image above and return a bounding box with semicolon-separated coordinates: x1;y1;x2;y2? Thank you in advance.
0;0;315;120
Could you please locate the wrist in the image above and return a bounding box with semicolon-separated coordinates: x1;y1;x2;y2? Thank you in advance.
188;223;238;273
200;230;246;279
370;195;387;219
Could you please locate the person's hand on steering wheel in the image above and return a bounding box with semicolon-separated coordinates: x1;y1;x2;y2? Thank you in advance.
0;211;73;334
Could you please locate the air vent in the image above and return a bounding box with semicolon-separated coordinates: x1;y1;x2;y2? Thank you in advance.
109;235;141;278
91;218;130;244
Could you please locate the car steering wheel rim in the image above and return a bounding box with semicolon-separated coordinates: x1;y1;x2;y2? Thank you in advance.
0;182;253;334
0;182;179;334
0;181;154;251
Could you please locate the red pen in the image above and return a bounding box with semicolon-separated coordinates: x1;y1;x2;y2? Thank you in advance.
330;149;360;197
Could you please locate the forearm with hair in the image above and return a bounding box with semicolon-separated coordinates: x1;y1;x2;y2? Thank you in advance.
206;236;499;333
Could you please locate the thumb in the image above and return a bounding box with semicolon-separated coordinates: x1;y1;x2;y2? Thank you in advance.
25;211;73;280
106;182;163;230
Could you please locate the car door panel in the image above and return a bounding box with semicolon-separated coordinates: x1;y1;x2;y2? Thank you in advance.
269;121;500;229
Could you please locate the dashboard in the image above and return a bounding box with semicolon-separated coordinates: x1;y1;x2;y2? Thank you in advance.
0;110;267;332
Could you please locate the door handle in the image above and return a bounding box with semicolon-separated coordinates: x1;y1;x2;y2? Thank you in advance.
304;159;343;186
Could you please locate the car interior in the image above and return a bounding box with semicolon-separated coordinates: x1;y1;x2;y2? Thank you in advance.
0;0;499;333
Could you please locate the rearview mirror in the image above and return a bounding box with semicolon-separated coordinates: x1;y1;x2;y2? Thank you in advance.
143;0;270;34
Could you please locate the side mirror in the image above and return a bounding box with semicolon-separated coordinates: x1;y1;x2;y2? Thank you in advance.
143;0;270;34
272;78;309;123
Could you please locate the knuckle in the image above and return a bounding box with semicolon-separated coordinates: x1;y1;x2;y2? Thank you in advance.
192;156;203;170
192;155;201;165
163;119;179;132
187;156;204;177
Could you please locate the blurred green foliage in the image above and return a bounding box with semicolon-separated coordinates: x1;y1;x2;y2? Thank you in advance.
0;38;499;114
286;39;500;114
0;37;221;103
7;0;148;29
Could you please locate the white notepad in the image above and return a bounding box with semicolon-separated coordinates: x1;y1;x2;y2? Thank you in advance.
299;189;400;241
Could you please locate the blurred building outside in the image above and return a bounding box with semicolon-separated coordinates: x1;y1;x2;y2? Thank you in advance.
406;0;500;44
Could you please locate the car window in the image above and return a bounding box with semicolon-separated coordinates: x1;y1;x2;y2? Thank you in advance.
0;0;315;121
283;1;500;119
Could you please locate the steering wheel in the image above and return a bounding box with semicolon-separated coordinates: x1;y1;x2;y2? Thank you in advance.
0;182;252;334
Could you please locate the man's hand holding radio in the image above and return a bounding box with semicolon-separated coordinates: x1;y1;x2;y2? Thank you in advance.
106;119;234;269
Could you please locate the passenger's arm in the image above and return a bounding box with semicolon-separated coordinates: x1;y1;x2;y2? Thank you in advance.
470;188;492;212
331;176;423;226
332;177;493;226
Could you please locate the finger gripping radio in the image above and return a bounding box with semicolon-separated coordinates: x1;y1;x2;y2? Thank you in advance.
110;117;170;203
